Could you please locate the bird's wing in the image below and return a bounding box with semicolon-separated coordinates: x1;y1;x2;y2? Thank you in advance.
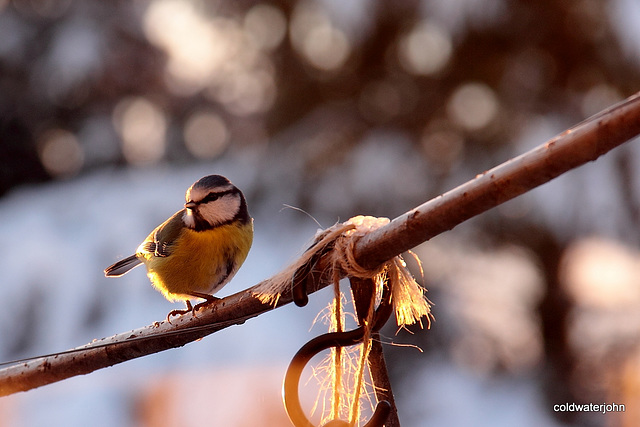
140;210;185;258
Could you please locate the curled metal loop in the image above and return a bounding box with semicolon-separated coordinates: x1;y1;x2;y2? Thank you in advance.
283;281;392;427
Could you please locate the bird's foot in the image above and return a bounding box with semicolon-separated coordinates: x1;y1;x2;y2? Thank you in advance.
166;300;194;322
191;293;220;314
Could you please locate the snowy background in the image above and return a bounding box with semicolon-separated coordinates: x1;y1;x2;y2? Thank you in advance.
0;155;568;427
2;0;640;426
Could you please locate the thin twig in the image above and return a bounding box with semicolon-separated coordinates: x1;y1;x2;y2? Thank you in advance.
1;92;640;396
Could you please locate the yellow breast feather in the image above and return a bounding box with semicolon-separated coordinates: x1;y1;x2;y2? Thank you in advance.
141;221;253;302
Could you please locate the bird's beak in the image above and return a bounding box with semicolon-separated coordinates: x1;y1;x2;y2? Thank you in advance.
185;201;197;210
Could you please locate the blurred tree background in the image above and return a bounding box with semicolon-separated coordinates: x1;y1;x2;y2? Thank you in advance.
2;0;640;425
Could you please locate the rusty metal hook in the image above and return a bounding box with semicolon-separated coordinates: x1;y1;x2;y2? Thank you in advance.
283;281;393;427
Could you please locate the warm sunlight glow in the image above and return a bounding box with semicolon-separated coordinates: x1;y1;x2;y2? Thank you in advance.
562;238;640;397
303;26;350;71
143;0;224;92
447;83;499;131
212;69;277;116
38;128;84;177
112;97;166;166
183;110;229;159
419;241;544;373
244;4;287;51
398;20;452;76
139;367;290;425
561;237;640;309
290;2;351;71
142;0;277;115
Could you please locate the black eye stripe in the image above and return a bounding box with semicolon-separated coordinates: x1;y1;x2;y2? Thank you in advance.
202;193;219;203
199;189;236;204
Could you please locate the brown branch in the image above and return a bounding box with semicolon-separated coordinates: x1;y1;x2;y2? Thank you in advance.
355;92;640;269
1;92;640;396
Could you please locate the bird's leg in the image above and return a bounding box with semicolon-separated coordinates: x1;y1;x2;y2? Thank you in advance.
166;300;194;322
190;292;220;314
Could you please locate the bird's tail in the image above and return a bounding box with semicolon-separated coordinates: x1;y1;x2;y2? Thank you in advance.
104;255;142;277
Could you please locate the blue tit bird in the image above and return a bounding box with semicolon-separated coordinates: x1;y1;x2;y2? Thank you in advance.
104;175;253;318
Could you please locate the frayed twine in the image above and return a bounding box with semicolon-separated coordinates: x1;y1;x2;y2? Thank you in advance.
252;221;355;306
253;215;432;328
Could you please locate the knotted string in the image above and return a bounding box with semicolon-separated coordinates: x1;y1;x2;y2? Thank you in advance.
256;215;432;425
254;215;432;328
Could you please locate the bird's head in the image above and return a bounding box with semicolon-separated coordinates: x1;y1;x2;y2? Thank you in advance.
183;175;249;230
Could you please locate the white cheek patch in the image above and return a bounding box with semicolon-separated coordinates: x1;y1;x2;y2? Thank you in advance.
183;210;196;228
198;194;240;226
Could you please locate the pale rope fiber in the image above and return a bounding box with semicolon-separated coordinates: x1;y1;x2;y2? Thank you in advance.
253;215;433;328
255;215;432;425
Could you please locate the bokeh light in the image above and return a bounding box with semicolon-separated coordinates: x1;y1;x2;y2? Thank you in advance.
561;237;640;309
143;0;224;92
112;97;166;166
244;4;287;51
447;83;499;131
398;20;452;76
142;0;277;115
581;84;623;118
560;237;640;405
419;240;545;374
37;129;84;178
38;17;102;104
183;110;229;160
290;1;351;71
212;68;276;116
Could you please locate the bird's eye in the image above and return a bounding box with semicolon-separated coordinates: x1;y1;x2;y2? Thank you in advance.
203;192;220;203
